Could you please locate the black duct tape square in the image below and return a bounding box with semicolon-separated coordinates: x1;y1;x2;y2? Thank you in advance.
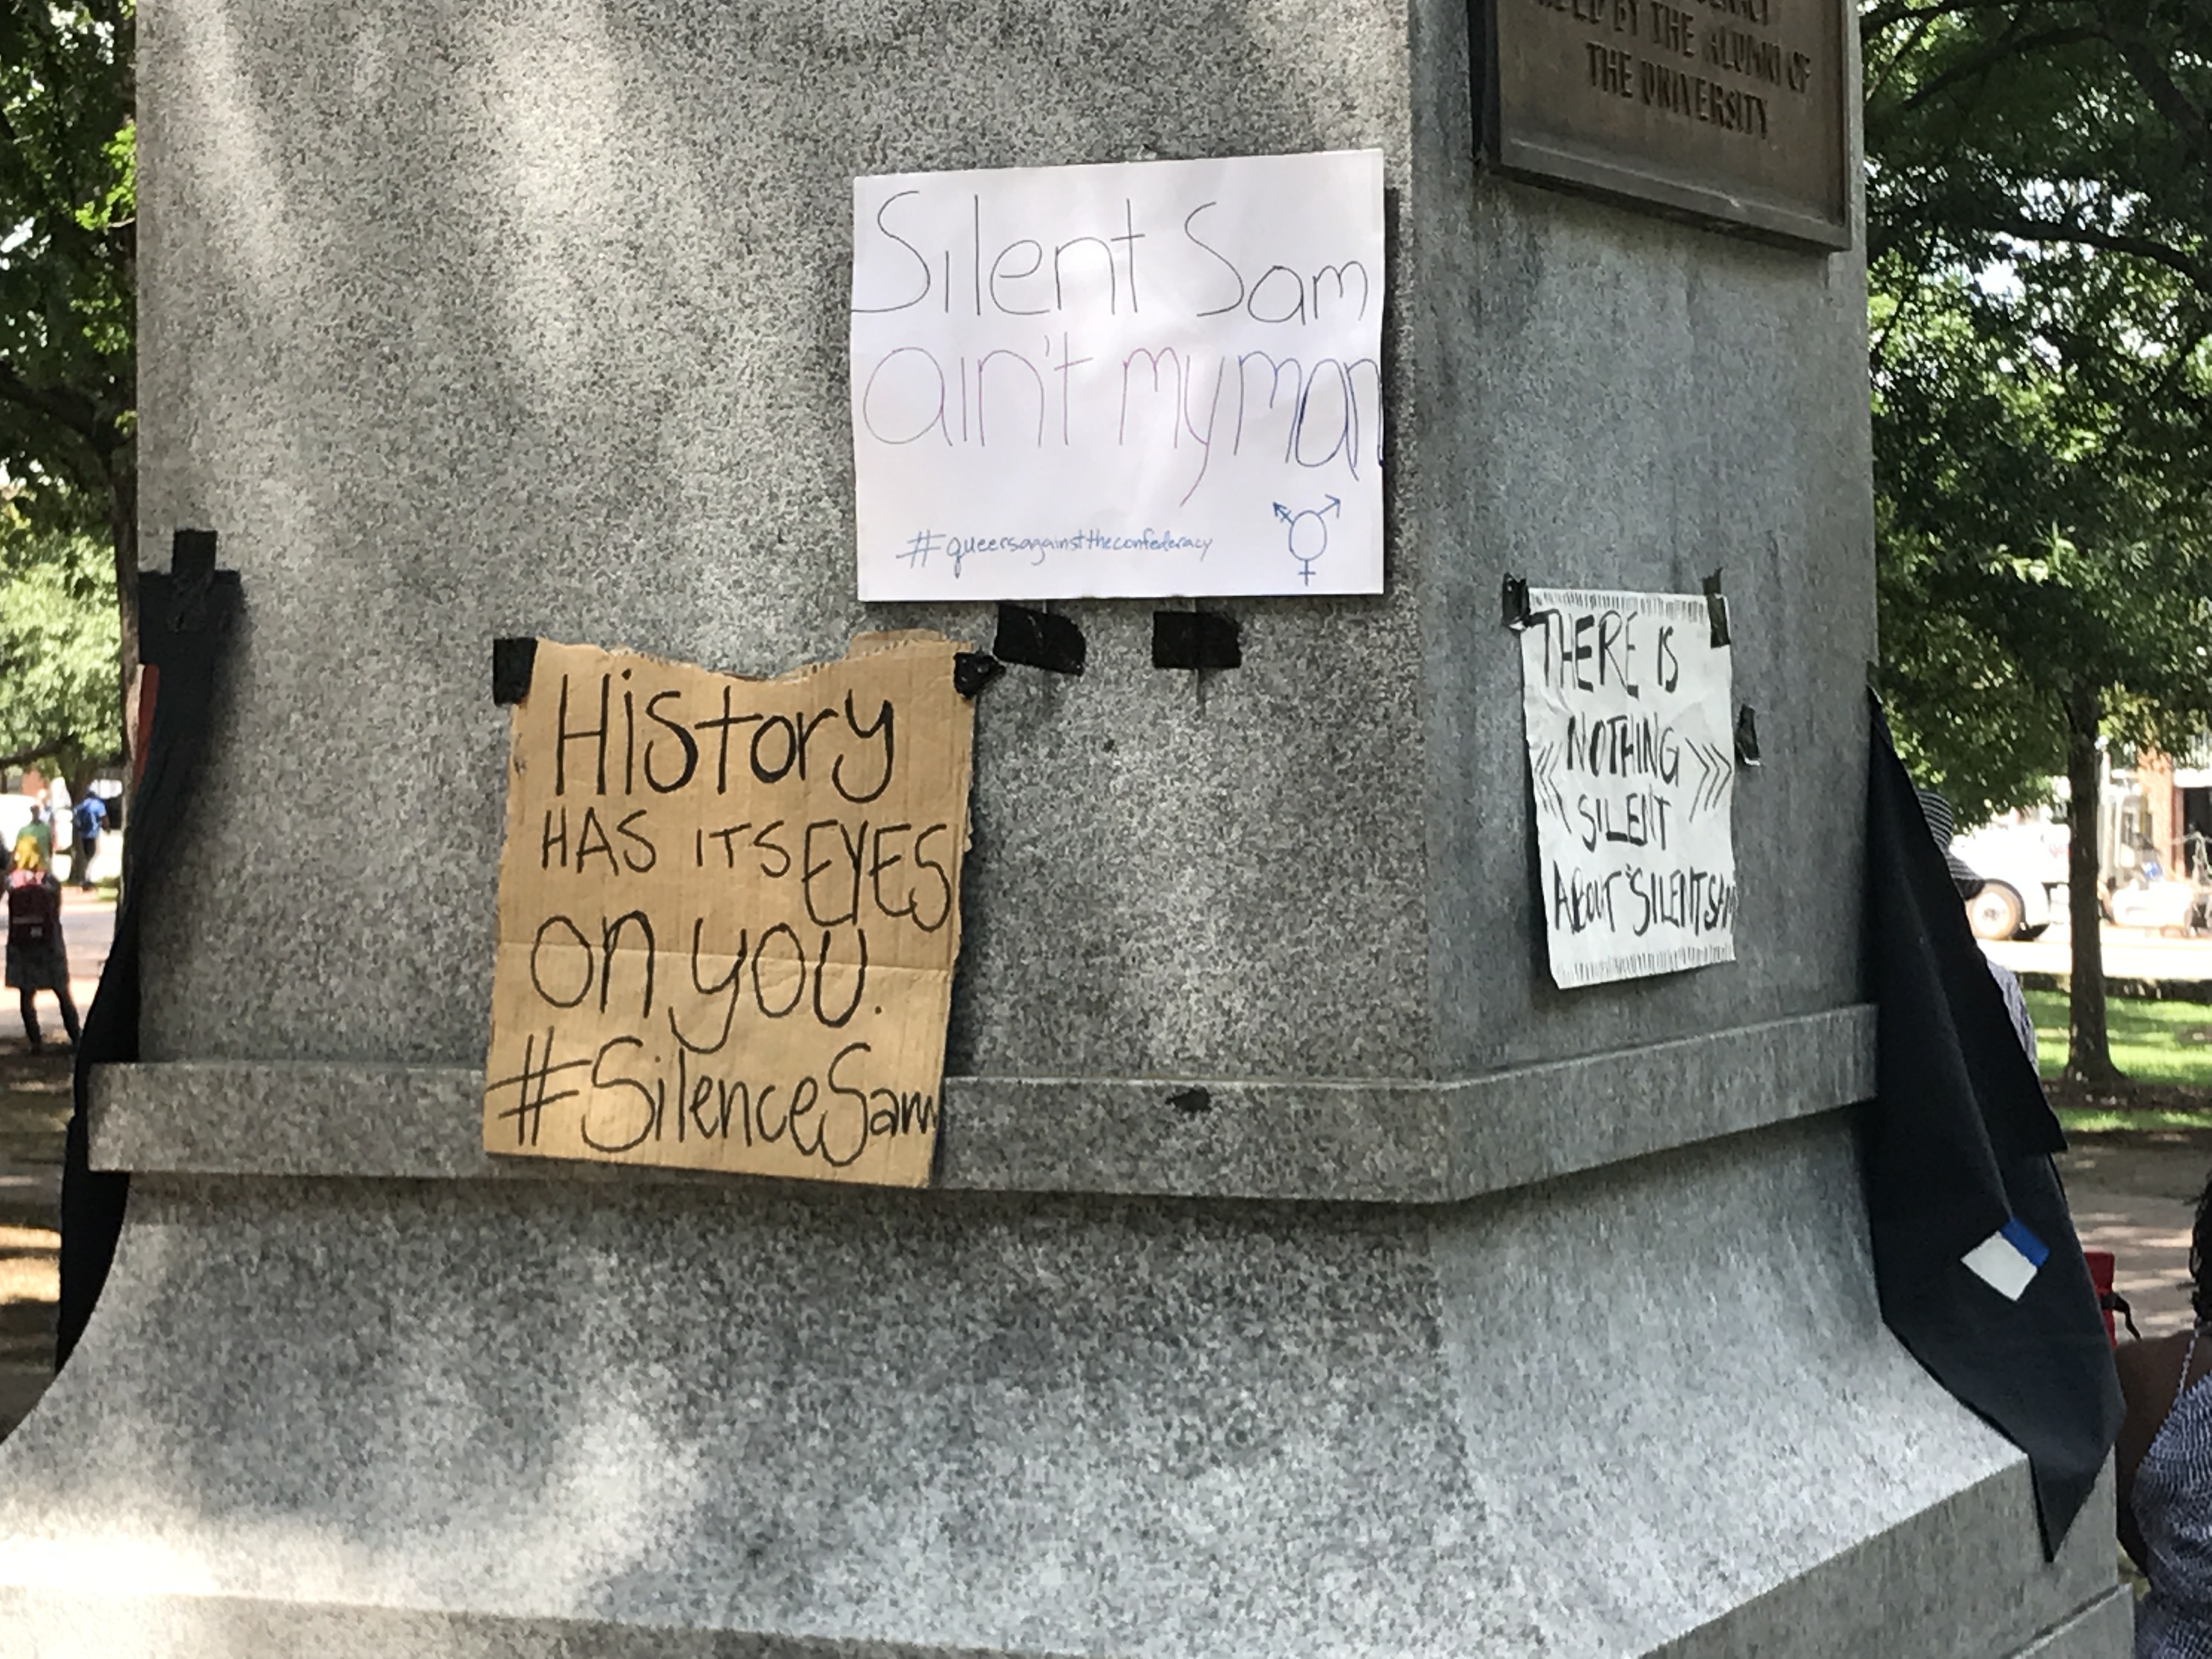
992;604;1086;675
1735;704;1762;767
492;637;540;706
1152;611;1241;670
953;651;1005;697
1703;571;1732;648
167;528;223;632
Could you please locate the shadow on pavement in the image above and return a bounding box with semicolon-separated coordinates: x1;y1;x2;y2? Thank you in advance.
0;1043;68;1440
2062;1128;2212;1340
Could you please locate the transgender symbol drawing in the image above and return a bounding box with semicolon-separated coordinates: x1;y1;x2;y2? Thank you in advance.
1273;495;1342;585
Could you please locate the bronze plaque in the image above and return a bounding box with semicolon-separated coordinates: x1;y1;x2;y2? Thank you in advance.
1479;0;1852;250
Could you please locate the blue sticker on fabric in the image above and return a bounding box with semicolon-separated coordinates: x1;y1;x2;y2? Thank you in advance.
1999;1217;2051;1268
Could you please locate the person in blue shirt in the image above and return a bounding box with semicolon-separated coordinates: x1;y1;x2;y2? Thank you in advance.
70;793;105;889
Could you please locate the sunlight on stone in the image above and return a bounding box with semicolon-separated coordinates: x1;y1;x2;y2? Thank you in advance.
0;1226;59;1306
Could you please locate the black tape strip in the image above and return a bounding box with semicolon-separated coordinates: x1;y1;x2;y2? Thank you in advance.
492;637;539;706
169;528;221;632
172;527;216;583
63;555;241;1368
992;604;1086;675
1735;704;1762;768
1152;611;1242;670
1703;570;1731;648
1502;574;1534;630
953;651;1005;697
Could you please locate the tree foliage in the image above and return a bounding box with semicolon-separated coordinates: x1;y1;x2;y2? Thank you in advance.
1866;2;2211;300
1871;262;2212;820
0;0;135;716
0;493;118;777
1864;2;2212;1079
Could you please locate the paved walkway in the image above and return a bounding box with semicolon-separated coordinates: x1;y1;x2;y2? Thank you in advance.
0;1049;69;1438
1987;924;2212;992
2063;1132;2209;1338
0;889;111;1440
1982;927;2212;1334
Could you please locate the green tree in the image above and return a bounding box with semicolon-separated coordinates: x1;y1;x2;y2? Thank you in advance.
0;0;134;749
1865;2;2212;1082
0;496;119;789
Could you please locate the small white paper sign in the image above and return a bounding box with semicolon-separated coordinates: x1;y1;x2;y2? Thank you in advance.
1519;589;1739;989
850;150;1384;601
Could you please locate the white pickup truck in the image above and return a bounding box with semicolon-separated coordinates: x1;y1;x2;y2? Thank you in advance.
1952;819;2068;940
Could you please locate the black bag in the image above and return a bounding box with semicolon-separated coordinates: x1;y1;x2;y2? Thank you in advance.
7;874;56;947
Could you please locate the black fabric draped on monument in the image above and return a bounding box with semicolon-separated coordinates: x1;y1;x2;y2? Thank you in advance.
1861;701;2121;1556
57;537;241;1368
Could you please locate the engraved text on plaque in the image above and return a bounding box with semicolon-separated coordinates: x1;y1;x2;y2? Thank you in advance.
1479;0;1852;249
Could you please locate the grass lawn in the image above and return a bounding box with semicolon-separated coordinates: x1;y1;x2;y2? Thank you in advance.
2023;988;2212;1131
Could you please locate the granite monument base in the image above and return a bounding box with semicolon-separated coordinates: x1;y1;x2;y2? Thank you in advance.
0;1110;2124;1657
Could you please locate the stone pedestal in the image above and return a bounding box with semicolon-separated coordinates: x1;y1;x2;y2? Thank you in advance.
0;1;2128;1654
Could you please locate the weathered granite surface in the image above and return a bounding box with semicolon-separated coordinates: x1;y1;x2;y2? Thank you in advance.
0;1120;2119;1657
129;0;1869;1102
87;1004;1874;1198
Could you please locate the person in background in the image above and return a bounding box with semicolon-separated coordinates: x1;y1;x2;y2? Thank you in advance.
70;792;105;888
1916;786;2039;1056
2119;1171;2212;1655
15;769;50;870
4;832;77;1052
45;772;71;871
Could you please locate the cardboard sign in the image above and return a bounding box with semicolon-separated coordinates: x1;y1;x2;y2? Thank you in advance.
483;634;974;1186
1519;589;1738;989
850;149;1385;601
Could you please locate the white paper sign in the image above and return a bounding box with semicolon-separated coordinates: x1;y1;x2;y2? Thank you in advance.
850;150;1385;601
1518;589;1739;989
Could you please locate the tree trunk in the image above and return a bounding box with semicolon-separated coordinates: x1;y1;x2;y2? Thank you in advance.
104;452;138;778
2064;683;2120;1082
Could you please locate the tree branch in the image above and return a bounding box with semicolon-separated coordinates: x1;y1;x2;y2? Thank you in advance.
0;360;117;459
0;734;88;774
1893;22;2106;115
1866;10;1939;107
1861;0;2027;38
2102;24;2212;174
1984;215;2212;295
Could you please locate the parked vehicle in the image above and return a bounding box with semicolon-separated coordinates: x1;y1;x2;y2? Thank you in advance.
1953;817;2068;940
2109;877;2203;931
0;795;32;855
2102;832;2212;932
